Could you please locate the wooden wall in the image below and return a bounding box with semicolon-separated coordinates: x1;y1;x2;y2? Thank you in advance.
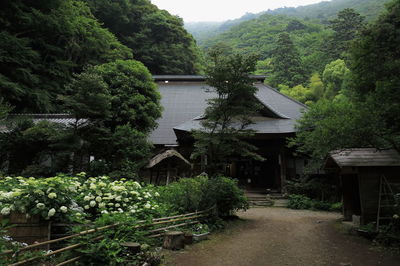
357;167;400;225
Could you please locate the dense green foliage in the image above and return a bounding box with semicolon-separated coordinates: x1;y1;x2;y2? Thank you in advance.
84;0;201;74
326;8;365;60
0;0;132;113
0;60;161;177
267;0;387;22
0;0;199;113
269;33;307;87
185;0;387;45
158;175;249;217
192;51;263;174
287;194;342;211
291;0;400;169
203;14;332;75
0;174;247;264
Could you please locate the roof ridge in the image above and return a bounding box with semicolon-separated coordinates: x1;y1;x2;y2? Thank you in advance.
261;84;309;109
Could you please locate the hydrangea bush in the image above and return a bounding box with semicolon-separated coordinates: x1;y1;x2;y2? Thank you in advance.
0;173;163;222
76;176;162;219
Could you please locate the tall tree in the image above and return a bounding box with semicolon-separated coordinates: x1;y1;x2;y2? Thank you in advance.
322;59;350;99
349;0;400;151
84;0;202;74
192;52;263;175
269;33;307;87
63;59;162;177
327;8;365;59
0;0;131;112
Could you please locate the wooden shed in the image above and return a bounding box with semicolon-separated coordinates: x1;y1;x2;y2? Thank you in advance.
325;148;400;226
143;149;192;185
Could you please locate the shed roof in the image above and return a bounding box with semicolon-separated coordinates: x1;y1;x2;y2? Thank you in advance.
146;149;191;168
149;76;307;145
325;148;400;168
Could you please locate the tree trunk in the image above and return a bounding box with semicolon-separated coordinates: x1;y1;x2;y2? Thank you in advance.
163;231;185;250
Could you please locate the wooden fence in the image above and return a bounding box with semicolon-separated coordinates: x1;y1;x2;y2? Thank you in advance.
1;207;215;266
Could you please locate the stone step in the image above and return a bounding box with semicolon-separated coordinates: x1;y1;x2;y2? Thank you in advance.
272;199;289;207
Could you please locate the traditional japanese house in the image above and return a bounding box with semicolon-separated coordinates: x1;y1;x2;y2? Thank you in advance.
148;75;307;191
324;148;400;226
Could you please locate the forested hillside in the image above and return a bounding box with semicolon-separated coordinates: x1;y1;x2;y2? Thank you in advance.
185;12;264;45
201;5;374;105
186;0;387;45
267;0;386;21
202;15;331;75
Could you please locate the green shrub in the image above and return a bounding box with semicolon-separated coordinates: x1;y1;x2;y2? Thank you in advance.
157;175;209;214
157;175;248;217
206;176;249;217
330;202;343;212
288;194;341;211
286;176;340;202
287;194;313;209
312;200;331;211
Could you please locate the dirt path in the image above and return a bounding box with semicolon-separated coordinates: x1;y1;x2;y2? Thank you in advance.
165;208;400;266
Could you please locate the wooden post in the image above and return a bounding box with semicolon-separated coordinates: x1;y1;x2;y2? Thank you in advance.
166;163;171;185
163;231;185;250
279;149;287;193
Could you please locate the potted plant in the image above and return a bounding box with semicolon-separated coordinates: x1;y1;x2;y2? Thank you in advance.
191;224;210;241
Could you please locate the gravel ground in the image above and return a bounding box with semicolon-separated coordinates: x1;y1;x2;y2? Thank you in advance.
164;208;400;266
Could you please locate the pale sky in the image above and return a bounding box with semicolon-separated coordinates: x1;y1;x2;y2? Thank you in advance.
151;0;326;22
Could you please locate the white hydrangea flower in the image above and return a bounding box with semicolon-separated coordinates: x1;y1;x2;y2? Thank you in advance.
115;196;122;202
60;206;68;213
130;191;140;196
48;192;57;199
95;196;102;202
115;203;121;208
48;208;56;217
84;196;91;201
89;183;97;190
89;201;96;207
99;203;106;208
36;203;45;209
1;207;11;215
154;192;160;197
144;203;151;209
84;205;90;210
101;210;108;214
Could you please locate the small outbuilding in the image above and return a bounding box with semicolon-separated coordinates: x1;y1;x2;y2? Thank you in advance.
325;148;400;226
143;149;192;185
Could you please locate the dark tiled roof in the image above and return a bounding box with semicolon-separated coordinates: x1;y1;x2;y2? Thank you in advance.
0;114;88;132
149;78;307;145
325;148;400;168
153;75;267;82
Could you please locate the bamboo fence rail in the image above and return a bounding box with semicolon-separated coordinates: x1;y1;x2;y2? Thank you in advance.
2;206;215;265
